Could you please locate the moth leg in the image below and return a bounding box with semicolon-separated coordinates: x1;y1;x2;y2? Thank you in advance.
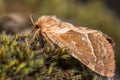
19;32;31;37
20;25;37;37
42;33;55;48
30;28;40;43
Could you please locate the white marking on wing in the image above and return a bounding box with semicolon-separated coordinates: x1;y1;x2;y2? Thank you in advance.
71;41;76;47
99;36;107;60
88;63;95;70
93;34;101;53
72;27;97;34
98;60;104;67
96;34;107;59
84;33;97;62
82;37;87;41
53;27;71;34
49;23;73;34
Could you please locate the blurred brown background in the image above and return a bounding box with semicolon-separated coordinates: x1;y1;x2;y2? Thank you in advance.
0;0;120;79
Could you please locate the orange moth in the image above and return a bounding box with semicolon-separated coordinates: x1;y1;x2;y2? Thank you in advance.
31;16;115;77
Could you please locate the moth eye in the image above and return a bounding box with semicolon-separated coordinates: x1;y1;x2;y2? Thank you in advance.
35;25;40;29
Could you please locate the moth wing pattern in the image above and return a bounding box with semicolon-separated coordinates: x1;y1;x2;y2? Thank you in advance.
42;26;115;77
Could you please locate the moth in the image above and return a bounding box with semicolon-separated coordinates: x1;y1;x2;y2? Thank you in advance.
31;15;115;77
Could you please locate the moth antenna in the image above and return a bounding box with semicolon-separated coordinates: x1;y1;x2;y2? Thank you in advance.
29;14;36;34
29;14;35;26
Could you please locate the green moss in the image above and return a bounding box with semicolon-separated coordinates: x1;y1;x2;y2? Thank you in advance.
0;33;93;80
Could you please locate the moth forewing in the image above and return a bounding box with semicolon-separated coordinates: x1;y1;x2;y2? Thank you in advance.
34;16;115;77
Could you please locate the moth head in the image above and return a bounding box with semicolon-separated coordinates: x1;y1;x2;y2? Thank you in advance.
34;15;61;32
36;15;59;26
